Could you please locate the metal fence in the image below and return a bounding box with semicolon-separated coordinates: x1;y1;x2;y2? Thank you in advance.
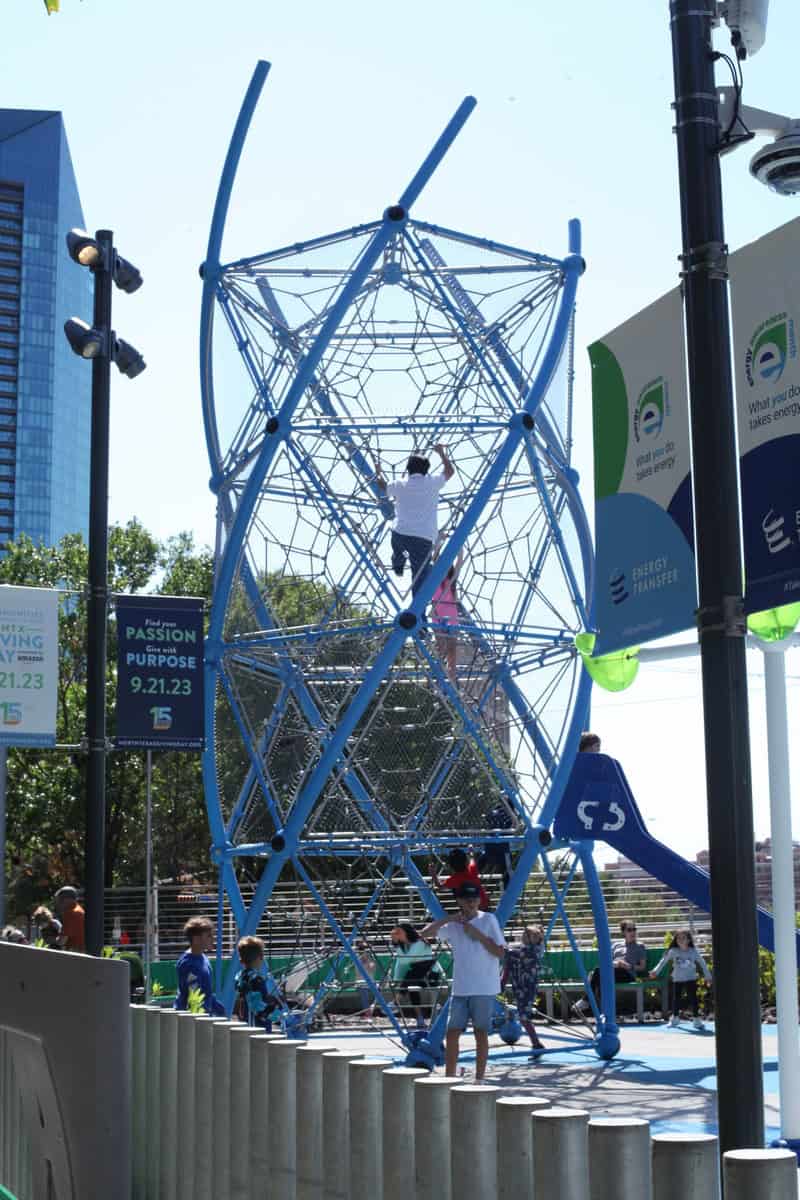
89;857;798;965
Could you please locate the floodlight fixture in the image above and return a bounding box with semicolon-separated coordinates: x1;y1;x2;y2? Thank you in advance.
113;337;146;379
66;229;102;268
113;254;143;295
64;317;104;359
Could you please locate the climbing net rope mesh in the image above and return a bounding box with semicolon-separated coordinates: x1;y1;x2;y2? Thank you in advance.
206;219;594;1036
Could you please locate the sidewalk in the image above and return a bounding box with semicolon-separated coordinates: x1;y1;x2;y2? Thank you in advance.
307;1020;784;1141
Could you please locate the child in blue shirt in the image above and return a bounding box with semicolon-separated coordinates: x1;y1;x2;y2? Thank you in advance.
174;915;226;1016
234;935;281;1029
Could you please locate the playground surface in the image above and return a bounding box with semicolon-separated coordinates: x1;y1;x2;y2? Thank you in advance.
306;1020;783;1142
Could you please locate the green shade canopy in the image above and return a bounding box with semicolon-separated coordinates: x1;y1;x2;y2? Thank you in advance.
576;632;640;692
747;603;800;644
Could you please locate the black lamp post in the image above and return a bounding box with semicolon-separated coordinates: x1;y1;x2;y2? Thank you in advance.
65;228;145;956
669;1;763;1152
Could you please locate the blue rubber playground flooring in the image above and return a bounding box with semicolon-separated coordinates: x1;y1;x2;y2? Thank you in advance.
312;1022;783;1142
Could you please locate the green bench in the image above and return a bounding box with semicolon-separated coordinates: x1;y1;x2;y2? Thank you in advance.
537;948;669;1022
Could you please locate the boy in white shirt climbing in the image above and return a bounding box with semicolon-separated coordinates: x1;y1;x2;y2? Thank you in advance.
374;445;454;600
423;881;506;1081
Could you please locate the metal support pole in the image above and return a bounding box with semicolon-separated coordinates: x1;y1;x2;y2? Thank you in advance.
669;0;763;1152
144;749;153;1000
85;228;114;957
762;644;800;1147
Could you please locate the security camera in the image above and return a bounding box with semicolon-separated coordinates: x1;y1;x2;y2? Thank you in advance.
718;0;769;58
718;87;800;196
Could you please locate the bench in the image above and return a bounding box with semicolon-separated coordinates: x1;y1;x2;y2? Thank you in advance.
534;948;670;1023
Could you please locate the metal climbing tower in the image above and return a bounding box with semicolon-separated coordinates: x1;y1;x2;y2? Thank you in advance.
200;61;621;1064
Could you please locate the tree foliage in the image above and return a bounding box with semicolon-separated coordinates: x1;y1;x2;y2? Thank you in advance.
2;522;214;918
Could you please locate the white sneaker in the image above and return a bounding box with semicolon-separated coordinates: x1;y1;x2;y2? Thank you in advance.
693;1017;704;1030
670;1015;680;1027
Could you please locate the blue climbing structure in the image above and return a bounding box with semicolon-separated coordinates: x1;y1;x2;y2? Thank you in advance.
200;61;624;1065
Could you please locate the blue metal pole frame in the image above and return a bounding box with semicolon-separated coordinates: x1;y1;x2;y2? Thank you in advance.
199;67;604;1069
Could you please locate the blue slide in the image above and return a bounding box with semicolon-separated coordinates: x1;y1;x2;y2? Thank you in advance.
553;752;795;957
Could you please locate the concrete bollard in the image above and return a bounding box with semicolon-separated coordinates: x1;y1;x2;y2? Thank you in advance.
322;1051;364;1200
144;1006;162;1200
249;1033;285;1199
192;1016;218;1200
723;1149;799;1200
588;1118;651;1200
269;1039;300;1200
350;1059;390;1200
451;1085;502;1200
176;1013;198;1200
414;1075;462;1200
652;1134;720;1200
295;1044;334;1200
213;1020;236;1200
382;1067;428;1200
131;1006;148;1200
496;1095;551;1200
533;1107;590;1200
229;1026;254;1200
160;1009;181;1200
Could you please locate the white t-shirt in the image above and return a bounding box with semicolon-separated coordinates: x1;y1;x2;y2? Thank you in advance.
439;912;506;997
387;473;446;543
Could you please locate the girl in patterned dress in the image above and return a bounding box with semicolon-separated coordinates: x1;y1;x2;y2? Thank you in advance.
503;925;546;1057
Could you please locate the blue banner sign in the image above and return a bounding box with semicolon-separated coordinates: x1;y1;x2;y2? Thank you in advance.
730;217;800;613
115;595;204;750
589;290;697;654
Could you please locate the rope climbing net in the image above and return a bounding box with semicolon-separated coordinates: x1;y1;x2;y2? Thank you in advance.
199;69;618;1062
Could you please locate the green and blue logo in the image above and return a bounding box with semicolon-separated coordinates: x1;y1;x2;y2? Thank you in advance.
745;314;796;387
633;378;668;443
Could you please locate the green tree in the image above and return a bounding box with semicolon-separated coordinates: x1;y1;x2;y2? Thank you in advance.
1;522;213;915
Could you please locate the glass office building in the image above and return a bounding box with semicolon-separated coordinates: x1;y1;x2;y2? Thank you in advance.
0;109;91;548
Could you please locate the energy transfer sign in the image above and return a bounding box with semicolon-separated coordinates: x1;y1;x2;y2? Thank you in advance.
589;290;696;654
115;595;205;750
730;217;800;613
0;585;58;747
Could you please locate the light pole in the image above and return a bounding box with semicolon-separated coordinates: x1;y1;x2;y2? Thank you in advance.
64;228;145;956
669;0;763;1153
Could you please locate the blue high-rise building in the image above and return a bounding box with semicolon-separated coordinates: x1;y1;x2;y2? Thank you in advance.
0;109;92;548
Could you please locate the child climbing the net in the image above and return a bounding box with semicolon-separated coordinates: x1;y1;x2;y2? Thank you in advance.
234;935;282;1030
431;847;490;911
431;549;463;683
502;924;546;1059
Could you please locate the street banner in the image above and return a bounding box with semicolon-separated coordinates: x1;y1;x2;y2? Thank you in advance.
115;595;205;750
730;216;800;613
589;289;697;654
0;585;58;747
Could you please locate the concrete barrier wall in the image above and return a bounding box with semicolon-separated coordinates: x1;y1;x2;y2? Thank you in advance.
2;980;789;1200
0;942;131;1200
123;1010;797;1200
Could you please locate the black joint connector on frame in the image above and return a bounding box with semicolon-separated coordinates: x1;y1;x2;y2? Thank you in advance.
398;611;417;630
386;205;406;222
266;417;280;435
521;412;534;431
538;828;553;847
271;834;286;853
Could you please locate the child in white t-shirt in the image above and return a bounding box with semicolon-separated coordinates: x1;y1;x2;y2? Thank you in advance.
374;445;454;600
423;882;506;1080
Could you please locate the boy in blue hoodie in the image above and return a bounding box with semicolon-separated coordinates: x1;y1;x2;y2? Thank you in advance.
174;915;225;1015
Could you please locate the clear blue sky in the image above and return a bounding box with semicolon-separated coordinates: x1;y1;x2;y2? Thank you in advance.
4;0;800;861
